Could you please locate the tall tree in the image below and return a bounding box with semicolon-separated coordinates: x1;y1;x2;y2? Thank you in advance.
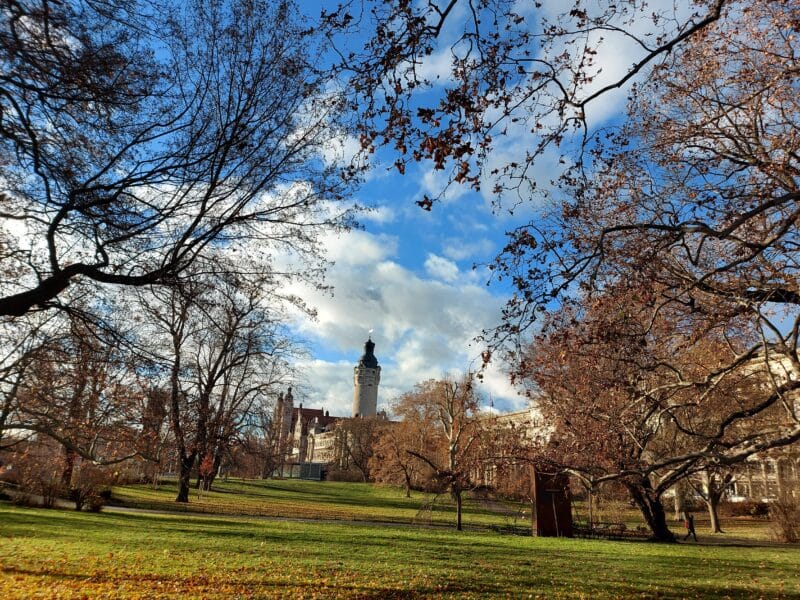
0;313;59;450
139;264;295;502
0;0;355;317
370;416;432;497
340;0;727;207
7;312;149;479
193;276;295;489
520;286;791;541
142;280;199;503
395;376;483;531
497;0;800;462
331;416;382;483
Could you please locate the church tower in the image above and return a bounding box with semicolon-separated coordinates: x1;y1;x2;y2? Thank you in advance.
352;337;380;417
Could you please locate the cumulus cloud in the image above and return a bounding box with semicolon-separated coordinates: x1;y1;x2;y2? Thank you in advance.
421;168;471;204
442;237;494;262
358;205;396;225
320;133;362;168
424;253;459;282
415;48;455;83
285;227;523;416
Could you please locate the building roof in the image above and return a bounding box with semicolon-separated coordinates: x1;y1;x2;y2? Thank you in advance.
291;406;339;433
358;337;379;369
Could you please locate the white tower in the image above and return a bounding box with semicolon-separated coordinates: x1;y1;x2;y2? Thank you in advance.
281;386;294;440
352;337;380;417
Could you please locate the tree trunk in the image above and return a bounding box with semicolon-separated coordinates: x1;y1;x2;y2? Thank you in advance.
626;481;674;542
701;470;731;533
706;495;723;533
176;454;195;503
61;447;77;487
206;446;225;489
455;489;463;531
208;455;221;489
673;481;687;522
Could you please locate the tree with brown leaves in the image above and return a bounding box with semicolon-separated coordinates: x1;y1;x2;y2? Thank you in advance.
521;284;795;541
385;376;483;530
340;0;727;207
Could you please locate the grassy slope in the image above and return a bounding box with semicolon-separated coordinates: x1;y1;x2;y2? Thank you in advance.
110;478;528;528
1;503;799;599
112;478;775;542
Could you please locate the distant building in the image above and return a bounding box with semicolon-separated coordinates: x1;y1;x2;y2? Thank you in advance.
291;405;339;464
352;337;381;418
275;337;384;476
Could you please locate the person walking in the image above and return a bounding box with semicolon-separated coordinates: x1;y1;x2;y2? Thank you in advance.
683;511;698;542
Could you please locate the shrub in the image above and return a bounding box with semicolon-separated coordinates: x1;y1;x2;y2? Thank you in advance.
14;456;63;508
326;468;365;483
69;465;112;511
10;488;35;507
769;501;799;543
86;493;106;513
468;485;493;501
720;500;770;518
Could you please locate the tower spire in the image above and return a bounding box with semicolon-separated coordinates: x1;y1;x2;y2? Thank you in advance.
353;335;381;417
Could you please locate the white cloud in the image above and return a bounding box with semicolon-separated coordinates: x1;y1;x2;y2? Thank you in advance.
421;168;470;204
285;227;520;416
442;237;494;262
424;253;459;282
415;48;455;83
293;358;355;417
475;361;528;413
358;205;396;225
320;133;362;169
322;229;398;266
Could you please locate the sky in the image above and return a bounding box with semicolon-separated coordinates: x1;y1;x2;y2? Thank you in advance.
286;150;525;417
285;0;683;417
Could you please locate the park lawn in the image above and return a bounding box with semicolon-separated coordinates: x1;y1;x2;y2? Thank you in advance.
111;478;527;529
570;500;775;543
113;479;776;542
1;503;799;599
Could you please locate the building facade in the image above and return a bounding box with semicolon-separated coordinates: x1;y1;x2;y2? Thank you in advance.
276;337;383;474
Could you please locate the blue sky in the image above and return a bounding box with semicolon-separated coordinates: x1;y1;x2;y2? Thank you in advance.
285;0;661;417
286;147;525;417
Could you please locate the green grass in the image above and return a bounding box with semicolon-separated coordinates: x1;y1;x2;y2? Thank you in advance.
111;478;528;529
112;478;776;542
1;502;799;598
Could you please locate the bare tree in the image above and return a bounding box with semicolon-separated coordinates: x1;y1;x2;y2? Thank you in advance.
0;0;356;317
332;416;382;482
688;467;736;534
194;277;296;489
139;264;296;502
338;0;727;207
139;279;201;503
396;376;483;531
236;401;293;480
370;417;431;497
